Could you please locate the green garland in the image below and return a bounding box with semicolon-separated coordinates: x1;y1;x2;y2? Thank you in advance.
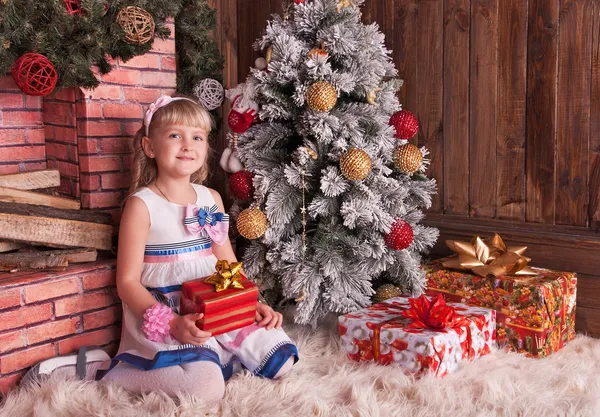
0;0;222;93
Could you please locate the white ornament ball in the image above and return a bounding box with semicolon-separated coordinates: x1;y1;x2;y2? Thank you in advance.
255;57;267;70
193;78;224;111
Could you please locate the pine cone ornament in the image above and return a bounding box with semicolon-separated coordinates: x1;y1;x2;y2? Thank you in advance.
237;207;268;240
384;219;414;250
373;284;403;303
306;81;337;112
389;110;419;139
393;143;423;173
340;148;371;181
229;171;254;201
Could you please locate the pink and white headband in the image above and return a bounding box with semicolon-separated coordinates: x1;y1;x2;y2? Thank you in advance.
144;95;198;136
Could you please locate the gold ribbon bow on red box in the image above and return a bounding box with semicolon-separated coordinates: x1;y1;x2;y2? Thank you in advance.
204;260;244;292
442;233;537;278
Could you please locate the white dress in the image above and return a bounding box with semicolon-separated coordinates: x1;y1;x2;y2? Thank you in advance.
96;184;298;381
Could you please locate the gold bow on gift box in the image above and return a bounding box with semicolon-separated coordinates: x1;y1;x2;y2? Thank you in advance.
442;233;537;278
204;260;244;292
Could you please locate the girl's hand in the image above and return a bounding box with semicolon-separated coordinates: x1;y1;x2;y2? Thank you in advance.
255;302;283;330
169;313;212;345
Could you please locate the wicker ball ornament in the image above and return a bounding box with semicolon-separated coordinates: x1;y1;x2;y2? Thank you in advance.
372;284;403;303
393;143;423;173
389;110;419;139
193;78;224;110
384;219;414;251
340;148;372;181
117;6;155;45
306;81;337;112
12;53;58;96
63;0;82;15
229;170;254;201
237;207;268;240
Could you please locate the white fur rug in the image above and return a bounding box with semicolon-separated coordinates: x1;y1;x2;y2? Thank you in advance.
2;314;600;417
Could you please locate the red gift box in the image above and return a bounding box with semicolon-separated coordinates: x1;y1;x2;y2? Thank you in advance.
180;273;258;336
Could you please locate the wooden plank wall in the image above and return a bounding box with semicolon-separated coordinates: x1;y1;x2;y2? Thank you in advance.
217;0;600;336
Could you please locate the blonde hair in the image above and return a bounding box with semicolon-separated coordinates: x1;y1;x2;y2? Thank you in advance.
129;97;215;195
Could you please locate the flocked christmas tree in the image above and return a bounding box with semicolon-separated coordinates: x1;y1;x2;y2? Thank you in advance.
227;0;439;325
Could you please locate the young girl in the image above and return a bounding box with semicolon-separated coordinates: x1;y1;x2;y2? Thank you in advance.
36;95;298;402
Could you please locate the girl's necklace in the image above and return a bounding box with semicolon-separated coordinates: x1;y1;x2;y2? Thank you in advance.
154;182;171;203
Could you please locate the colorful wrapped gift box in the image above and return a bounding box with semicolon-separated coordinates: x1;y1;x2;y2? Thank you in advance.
180;260;258;336
425;257;577;357
338;295;496;377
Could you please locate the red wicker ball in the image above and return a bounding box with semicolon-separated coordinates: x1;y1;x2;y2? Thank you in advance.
64;0;82;15
12;53;58;97
229;170;254;201
389;110;419;139
384;219;414;250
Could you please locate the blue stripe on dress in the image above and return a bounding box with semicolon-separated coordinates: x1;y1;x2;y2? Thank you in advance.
147;284;182;294
144;242;212;256
95;348;238;381
254;342;299;379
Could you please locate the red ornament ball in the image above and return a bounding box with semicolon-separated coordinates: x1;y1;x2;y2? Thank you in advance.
64;0;82;15
384;219;414;250
229;170;254;201
12;53;58;97
294;0;306;3
389;110;419;139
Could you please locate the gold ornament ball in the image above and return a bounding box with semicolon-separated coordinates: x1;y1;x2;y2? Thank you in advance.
393;143;423;173
306;81;337;112
340;148;372;181
372;284;403;303
117;6;155;45
237;207;268;240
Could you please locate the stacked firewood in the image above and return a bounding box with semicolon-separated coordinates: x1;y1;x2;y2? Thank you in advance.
0;169;113;273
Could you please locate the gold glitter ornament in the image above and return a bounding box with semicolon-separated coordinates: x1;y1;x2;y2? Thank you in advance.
237;207;268;240
340;148;372;181
393;143;423;173
372;284;403;303
306;81;337;112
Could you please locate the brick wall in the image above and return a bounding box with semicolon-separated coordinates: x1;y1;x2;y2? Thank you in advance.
0;77;46;175
0;22;177;394
44;88;80;197
78;22;176;221
0;22;176;218
0;260;120;394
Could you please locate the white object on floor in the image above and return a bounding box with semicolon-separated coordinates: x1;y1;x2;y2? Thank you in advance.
37;348;110;376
